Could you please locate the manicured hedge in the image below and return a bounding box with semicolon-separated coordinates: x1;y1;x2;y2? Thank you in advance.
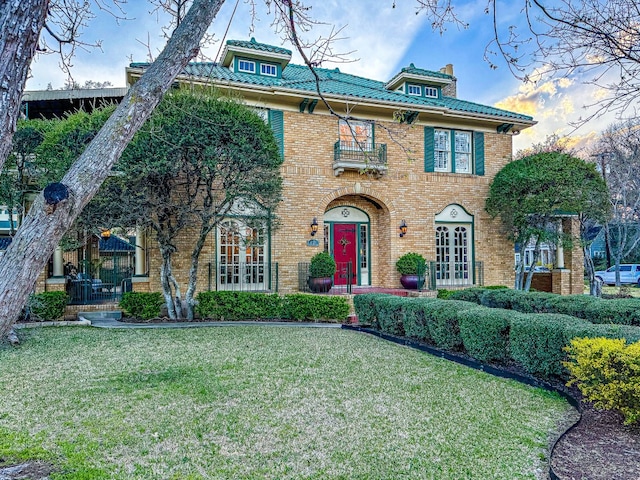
458;307;516;364
418;299;477;351
509;313;590;378
374;295;410;335
447;287;487;304
195;291;348;322
401;298;436;343
353;293;388;328
119;292;164;320
281;294;349;322
28;291;68;321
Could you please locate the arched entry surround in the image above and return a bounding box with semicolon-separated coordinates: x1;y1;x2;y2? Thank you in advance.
323;192;393;288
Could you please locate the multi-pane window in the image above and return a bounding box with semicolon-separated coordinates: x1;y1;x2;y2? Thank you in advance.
407;84;421;96
425;87;438;98
454;131;472;173
434;129;450;171
238;60;255;73
261;63;277;76
359;225;368;270
339;120;373;150
218;219;267;290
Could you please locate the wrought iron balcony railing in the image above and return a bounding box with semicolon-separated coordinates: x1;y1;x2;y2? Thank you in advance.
333;141;387;176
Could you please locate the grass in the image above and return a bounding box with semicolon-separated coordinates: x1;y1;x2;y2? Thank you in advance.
0;327;572;479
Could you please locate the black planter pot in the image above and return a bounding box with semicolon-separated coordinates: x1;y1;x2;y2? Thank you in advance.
308;277;333;293
400;274;420;289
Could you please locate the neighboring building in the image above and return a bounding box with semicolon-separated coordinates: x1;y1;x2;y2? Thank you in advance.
18;38;585;301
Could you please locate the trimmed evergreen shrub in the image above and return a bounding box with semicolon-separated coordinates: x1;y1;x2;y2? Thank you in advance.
28;291;68;321
565;322;640;344
282;294;349;322
195;291;282;320
395;252;426;275
374;295;408;335
448;287;487;304
119;292;164;320
479;289;527;310
458;307;517;363
509;291;554;314
422;299;477;351
353;293;391;329
543;294;600;319
401;298;436;343
510;313;590;379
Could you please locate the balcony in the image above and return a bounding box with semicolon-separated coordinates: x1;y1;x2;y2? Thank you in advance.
333;141;387;177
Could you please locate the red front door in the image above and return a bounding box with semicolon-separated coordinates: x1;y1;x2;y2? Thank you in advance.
333;223;357;285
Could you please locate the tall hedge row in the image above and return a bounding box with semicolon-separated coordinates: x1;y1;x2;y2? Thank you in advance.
354;294;640;382
447;288;640;326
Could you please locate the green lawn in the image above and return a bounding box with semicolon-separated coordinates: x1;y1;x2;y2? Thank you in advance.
0;327;572;479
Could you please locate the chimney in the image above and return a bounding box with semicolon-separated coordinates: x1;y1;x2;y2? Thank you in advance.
440;63;457;98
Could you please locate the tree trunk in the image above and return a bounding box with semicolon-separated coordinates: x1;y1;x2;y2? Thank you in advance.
0;0;226;339
185;225;213;321
0;0;49;173
523;238;542;292
584;246;602;297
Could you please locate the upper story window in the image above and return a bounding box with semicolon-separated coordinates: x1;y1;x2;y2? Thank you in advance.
454;131;472;173
425;86;438;98
339;120;373;150
434;129;450;172
407;84;421;96
261;63;277;76
238;60;256;73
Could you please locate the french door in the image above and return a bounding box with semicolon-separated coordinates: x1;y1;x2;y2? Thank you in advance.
435;224;472;286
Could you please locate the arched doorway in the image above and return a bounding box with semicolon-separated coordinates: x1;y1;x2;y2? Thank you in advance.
324;206;370;286
434;204;474;287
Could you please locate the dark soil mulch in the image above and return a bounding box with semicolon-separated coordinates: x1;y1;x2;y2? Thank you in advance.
552;402;640;480
0;460;56;479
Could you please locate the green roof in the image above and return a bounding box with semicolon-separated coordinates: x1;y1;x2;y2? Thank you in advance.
225;38;292;57
129;58;533;123
398;63;453;80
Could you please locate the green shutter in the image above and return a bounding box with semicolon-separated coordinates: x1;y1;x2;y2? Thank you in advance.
474;131;485;176
424;126;435;172
269;110;284;160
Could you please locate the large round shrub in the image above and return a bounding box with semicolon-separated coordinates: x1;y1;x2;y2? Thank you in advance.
309;252;336;278
396;252;426;275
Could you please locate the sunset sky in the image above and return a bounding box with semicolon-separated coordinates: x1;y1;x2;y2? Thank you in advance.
26;0;624;153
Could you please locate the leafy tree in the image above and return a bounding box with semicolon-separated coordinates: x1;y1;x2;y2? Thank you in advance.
95;91;282;319
486;152;609;292
594;118;640;285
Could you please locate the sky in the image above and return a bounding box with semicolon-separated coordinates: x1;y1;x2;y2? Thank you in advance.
25;0;626;154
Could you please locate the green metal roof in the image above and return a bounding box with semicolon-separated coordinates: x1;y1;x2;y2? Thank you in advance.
226;38;292;56
129;58;533;122
397;63;453;80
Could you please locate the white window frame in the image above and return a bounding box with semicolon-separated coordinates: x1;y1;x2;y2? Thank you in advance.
434;129;451;172
454;131;472;174
260;63;277;76
407;84;422;96
425;86;438;98
238;60;256;73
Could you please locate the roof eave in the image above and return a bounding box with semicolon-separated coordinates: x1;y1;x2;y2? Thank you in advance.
385;72;453;91
221;45;292;68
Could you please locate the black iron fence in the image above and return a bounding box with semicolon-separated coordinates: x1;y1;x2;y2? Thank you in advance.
426;261;484;290
66;257;133;305
298;261;354;294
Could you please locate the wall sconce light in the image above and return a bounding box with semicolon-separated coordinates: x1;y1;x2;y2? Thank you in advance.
399;220;408;237
310;217;319;236
100;229;111;240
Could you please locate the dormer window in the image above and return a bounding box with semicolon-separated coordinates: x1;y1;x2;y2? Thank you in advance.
407;84;421;96
261;63;277;76
238;60;255;73
425;87;438;98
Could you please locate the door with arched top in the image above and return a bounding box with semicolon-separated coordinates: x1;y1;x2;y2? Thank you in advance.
435;205;474;287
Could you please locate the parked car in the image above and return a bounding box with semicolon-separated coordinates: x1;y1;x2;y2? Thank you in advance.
594;264;640;285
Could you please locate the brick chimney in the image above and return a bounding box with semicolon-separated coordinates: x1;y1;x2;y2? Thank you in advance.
440;64;457;98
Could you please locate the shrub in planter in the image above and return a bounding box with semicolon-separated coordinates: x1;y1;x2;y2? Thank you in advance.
510;313;590;379
308;252;336;293
282;294;349;322
458;307;518;363
119;292;164;320
28;291;68;321
396;252;426;289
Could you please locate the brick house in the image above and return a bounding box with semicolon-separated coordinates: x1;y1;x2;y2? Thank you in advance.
22;38;583;301
122;38;582;296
